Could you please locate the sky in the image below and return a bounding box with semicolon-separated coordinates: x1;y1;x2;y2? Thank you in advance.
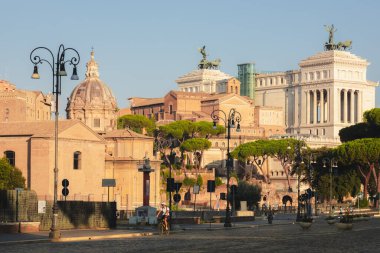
1;0;379;113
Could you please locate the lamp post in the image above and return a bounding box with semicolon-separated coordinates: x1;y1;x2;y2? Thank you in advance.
322;158;338;215
307;154;317;216
287;140;306;221
30;45;80;240
211;108;241;227
154;136;176;228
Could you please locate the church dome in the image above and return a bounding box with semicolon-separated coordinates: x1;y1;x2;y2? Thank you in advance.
66;50;118;134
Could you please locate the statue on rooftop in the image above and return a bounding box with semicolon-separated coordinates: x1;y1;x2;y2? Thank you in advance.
325;24;337;45
324;25;352;51
198;46;221;70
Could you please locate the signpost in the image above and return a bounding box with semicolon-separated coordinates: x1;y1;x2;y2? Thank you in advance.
193;184;200;211
102;179;116;203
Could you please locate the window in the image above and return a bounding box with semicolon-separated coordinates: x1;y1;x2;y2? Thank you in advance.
4;108;9;122
4;150;15;167
93;118;100;128
73;151;81;170
215;142;218;147
169;105;173;115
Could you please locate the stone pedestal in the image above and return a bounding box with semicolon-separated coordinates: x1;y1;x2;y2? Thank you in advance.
129;206;157;225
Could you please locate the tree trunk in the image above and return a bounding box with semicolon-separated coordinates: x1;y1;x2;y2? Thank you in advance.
358;165;371;199
283;165;292;191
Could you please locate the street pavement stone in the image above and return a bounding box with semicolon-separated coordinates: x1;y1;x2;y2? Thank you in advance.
1;217;380;252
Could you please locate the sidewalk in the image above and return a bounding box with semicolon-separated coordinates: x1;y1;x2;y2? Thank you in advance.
0;215;296;245
0;228;154;245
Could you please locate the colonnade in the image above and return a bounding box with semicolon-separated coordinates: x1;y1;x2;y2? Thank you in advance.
339;89;361;124
305;88;361;125
305;89;329;125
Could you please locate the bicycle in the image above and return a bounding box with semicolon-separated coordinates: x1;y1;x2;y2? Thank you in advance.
158;216;170;235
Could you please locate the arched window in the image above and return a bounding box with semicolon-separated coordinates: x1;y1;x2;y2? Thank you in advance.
73;151;82;170
4;150;15;167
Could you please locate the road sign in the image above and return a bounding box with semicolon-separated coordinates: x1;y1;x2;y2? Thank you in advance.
62;188;69;197
173;182;182;192
62;179;69;187
62;179;69;198
358;192;363;199
193;184;200;194
207;180;215;192
173;193;181;203
102;179;116;187
167;178;174;192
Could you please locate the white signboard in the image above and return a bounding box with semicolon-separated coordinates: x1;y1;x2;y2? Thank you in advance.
193;184;200;194
38;200;46;214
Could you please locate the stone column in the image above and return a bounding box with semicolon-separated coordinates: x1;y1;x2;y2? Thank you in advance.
313;90;317;124
306;91;310;124
327;88;331;123
343;89;347;123
357;90;362;122
321;89;325;123
350;90;354;123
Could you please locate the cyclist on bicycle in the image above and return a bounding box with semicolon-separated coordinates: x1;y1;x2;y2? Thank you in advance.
157;202;170;230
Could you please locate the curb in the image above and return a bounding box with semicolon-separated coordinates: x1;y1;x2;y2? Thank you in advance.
58;232;154;242
0;239;50;246
0;232;154;245
179;221;294;231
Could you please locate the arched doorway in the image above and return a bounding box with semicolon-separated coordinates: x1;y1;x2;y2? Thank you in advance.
282;195;293;212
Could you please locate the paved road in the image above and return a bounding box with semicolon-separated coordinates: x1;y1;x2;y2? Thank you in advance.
2;218;380;253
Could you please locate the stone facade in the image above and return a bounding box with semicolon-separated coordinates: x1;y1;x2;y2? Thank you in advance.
0;120;106;201
176;69;233;93
66;51;118;134
104;129;161;210
0;80;51;122
130;90;285;138
254;50;378;139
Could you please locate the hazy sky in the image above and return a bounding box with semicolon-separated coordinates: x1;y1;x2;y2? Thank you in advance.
1;0;379;113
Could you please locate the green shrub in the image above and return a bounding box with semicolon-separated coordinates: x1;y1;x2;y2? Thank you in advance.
0;158;25;190
183;177;196;187
215;177;223;187
234;181;261;210
355;198;369;208
197;175;203;187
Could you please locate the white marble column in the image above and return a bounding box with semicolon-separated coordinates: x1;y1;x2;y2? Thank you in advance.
327;88;331;123
350;90;354;123
357;90;362;122
343;90;347;123
313;90;317;124
321;89;325;123
306;91;310;124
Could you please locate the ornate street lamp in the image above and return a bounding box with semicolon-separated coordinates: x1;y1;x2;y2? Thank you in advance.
30;45;80;240
322;158;338;215
307;155;317;216
287;140;307;221
211;108;241;227
154;136;177;229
